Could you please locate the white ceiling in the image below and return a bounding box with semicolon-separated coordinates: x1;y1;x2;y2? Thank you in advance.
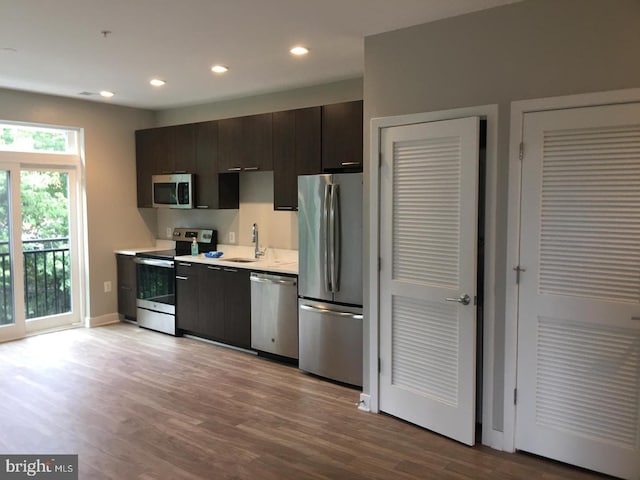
0;0;519;110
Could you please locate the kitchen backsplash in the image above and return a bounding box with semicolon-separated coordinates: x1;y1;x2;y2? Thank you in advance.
156;171;298;250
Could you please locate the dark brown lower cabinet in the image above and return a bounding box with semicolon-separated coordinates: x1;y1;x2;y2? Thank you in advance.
198;265;226;341
116;254;137;320
176;263;250;349
221;267;251;349
176;262;200;333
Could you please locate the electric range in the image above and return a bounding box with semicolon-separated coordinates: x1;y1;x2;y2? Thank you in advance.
134;228;217;335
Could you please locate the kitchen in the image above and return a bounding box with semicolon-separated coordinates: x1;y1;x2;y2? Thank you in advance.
115;98;364;386
0;0;639;479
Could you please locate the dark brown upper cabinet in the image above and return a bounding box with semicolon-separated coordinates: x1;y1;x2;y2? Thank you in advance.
218;113;273;172
192;121;239;209
272;107;321;210
172;123;196;173
135;122;239;209
321;100;363;172
135;127;175;207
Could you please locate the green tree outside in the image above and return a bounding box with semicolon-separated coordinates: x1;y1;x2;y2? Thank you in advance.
0;127;72;323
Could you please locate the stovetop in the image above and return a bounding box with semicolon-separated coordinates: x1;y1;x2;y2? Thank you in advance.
134;228;217;260
136;249;177;260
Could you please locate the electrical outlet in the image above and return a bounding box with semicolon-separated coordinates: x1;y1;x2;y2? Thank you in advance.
104;281;112;293
166;227;172;238
228;231;235;243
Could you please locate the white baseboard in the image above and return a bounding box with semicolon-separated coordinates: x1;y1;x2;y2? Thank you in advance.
86;312;120;328
358;393;371;412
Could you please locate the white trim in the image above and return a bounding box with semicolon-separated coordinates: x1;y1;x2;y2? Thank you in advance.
0;148;86;342
0;162;25;343
86;312;120;328
358;393;371;412
369;104;499;446
0;151;80;167
504;87;640;453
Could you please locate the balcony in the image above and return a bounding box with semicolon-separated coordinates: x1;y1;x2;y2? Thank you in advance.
0;238;71;325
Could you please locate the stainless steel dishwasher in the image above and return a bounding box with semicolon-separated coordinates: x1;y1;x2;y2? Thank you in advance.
250;272;298;359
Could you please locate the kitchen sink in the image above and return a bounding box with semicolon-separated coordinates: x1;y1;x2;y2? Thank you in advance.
224;257;258;263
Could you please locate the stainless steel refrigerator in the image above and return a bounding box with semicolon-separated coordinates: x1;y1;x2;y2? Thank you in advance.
298;173;363;386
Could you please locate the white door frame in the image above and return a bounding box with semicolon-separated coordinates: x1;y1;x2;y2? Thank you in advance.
369;104;500;448
503;87;640;453
0;150;86;341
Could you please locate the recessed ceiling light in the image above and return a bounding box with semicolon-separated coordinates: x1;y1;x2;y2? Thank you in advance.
100;90;115;98
290;46;309;56
211;65;229;74
150;78;166;87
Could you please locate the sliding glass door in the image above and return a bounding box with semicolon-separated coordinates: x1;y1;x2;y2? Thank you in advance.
0;166;81;342
0;122;82;342
0;168;15;332
22;168;80;332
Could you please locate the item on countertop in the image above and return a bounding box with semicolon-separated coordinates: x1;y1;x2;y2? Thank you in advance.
191;238;199;256
204;251;223;258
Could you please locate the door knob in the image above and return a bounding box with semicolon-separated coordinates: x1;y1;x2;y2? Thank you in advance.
445;294;471;305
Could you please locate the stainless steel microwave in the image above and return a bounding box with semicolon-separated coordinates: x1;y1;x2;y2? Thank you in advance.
152;174;194;209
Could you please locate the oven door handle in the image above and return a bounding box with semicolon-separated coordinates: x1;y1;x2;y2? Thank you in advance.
134;257;175;268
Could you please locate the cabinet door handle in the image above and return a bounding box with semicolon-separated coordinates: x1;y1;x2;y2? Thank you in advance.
196;205;209;209
227;167;242;172
177;262;192;267
223;268;238;273
176;276;189;280
278;206;295;210
340;161;360;166
207;266;222;271
244;166;259;171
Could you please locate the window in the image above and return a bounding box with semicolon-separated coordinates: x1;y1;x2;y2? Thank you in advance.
0;123;78;154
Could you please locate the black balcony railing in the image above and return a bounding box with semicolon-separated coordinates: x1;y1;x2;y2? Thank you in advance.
0;238;71;325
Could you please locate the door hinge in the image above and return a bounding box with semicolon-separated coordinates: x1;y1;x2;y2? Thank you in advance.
379;152;382;168
378;257;381;271
378;357;381;373
519;142;524;161
513;265;526;284
514;388;518;405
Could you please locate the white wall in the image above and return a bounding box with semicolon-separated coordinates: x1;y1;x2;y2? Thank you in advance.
0;88;155;320
156;171;297;249
154;78;363;250
363;0;640;434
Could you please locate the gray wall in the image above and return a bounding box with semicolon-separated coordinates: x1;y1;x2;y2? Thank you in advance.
154;78;363;250
0;88;155;321
363;0;640;432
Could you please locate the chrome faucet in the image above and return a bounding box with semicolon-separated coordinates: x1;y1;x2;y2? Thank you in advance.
252;223;265;258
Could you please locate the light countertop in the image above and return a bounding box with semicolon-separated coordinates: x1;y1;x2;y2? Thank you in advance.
115;242;298;275
175;244;298;275
114;239;175;256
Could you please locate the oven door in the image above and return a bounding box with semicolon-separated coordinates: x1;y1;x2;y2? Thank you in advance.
134;257;176;335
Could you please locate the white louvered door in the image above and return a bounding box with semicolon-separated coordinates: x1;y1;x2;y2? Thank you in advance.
379;117;479;445
516;103;640;480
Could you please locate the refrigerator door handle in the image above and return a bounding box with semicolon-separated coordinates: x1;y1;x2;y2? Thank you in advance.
331;184;340;292
300;303;363;320
328;183;335;293
323;183;332;293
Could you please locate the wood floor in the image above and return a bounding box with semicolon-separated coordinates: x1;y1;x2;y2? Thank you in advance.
0;323;609;480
